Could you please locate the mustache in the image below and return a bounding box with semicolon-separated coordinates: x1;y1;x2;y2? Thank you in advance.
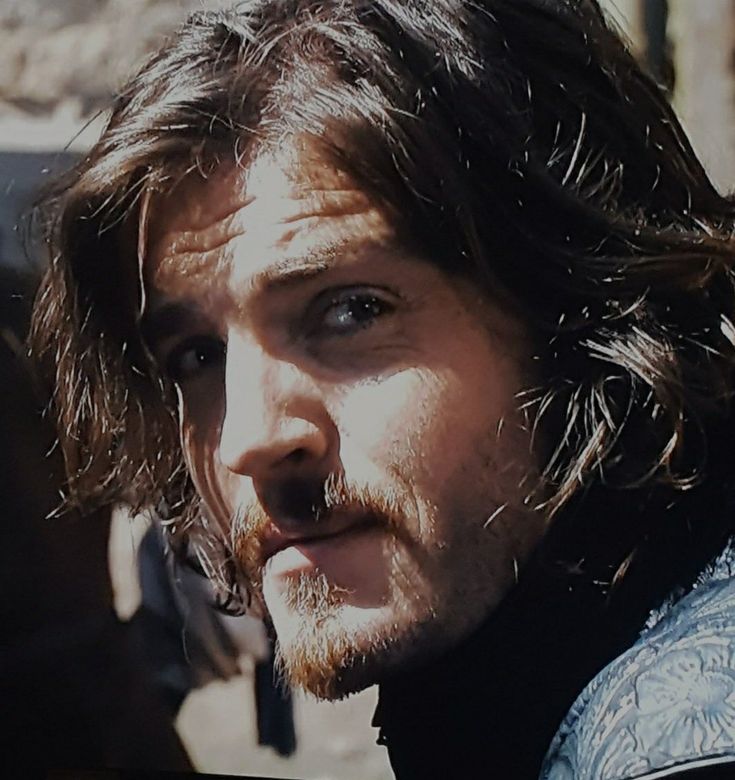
229;473;413;576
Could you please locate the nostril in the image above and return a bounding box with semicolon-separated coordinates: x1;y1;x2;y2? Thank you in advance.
285;447;309;465
259;477;327;532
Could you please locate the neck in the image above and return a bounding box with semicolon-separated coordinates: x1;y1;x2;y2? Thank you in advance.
374;565;629;780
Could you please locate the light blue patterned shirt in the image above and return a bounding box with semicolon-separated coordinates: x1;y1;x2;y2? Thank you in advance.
542;542;735;779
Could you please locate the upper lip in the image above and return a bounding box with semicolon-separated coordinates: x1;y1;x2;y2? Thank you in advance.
259;509;376;564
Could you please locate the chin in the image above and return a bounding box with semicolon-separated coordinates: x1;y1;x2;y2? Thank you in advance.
267;578;454;700
274;617;385;700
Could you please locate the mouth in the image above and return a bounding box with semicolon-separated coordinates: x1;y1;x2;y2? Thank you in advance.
259;511;380;567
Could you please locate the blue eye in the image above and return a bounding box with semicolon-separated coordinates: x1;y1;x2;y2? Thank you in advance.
320;292;393;334
165;336;225;383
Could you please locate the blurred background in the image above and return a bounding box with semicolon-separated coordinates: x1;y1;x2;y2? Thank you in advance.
1;0;734;777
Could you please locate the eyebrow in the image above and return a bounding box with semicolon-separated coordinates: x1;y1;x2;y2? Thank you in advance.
251;251;335;292
143;238;392;346
249;233;400;292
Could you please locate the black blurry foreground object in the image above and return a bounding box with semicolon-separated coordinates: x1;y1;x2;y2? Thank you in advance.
0;268;191;772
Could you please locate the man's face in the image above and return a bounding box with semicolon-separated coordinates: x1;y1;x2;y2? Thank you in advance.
143;142;547;699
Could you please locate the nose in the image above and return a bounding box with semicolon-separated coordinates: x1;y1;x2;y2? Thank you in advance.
218;335;332;479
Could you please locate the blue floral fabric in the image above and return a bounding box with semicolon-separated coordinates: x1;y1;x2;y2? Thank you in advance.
541;543;735;780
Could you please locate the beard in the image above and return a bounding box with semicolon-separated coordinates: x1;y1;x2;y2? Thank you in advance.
270;557;445;700
226;474;441;700
273;570;381;700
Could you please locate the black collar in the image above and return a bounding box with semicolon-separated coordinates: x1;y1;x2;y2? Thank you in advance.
373;567;625;780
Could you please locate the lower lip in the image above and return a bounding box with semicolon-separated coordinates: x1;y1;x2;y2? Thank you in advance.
265;523;381;579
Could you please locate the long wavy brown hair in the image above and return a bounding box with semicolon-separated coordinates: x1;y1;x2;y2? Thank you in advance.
31;0;735;614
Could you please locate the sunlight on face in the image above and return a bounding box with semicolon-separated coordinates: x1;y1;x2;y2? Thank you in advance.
143;140;548;699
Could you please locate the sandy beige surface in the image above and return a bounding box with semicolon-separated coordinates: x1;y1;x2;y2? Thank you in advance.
177;668;393;779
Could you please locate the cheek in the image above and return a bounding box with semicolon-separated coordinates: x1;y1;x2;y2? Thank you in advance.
332;366;488;521
333;369;441;465
332;342;534;530
334;355;522;465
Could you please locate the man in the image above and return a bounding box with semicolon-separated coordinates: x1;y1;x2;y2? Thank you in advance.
31;1;735;777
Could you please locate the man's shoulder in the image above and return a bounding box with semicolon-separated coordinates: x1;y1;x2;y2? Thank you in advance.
541;545;735;780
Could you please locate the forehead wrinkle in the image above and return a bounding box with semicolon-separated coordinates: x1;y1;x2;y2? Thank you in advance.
147;153;389;303
152;245;232;302
148;180;247;296
234;189;375;238
166;212;246;256
275;189;374;224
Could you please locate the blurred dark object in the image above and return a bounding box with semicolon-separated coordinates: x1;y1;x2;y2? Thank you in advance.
643;0;674;93
255;650;296;758
0;266;191;772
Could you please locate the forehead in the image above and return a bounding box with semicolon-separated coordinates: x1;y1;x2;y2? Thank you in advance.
144;144;393;298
